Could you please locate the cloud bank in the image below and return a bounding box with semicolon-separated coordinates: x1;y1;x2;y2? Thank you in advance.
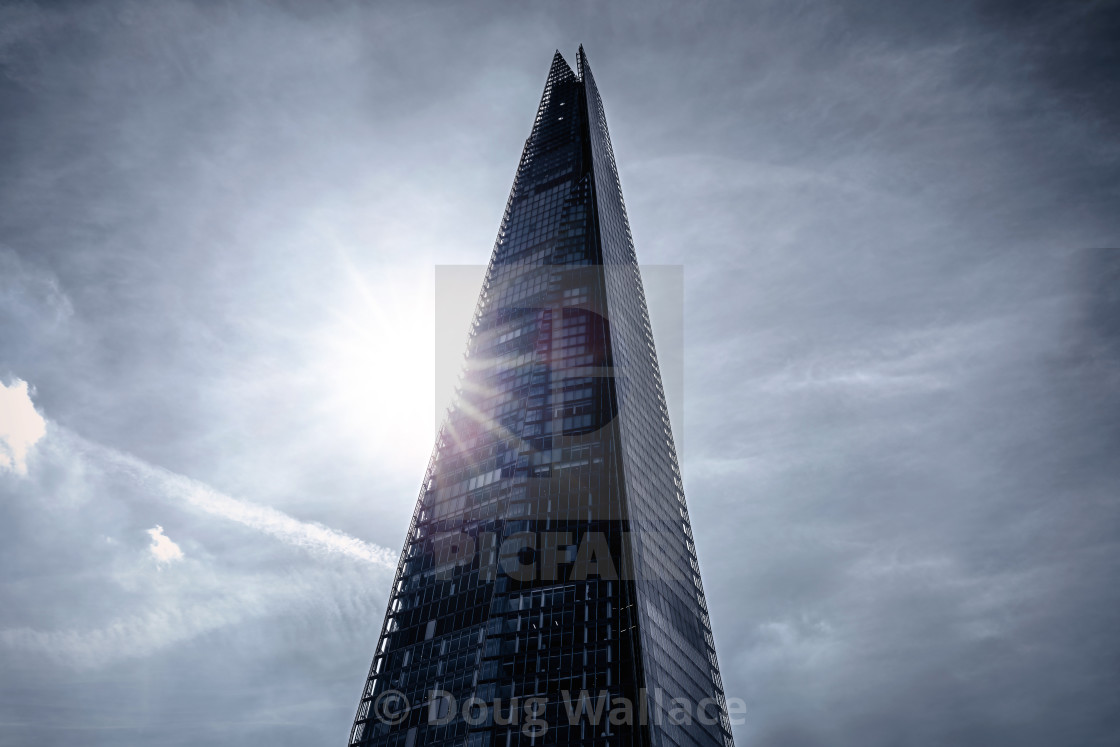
0;1;1117;745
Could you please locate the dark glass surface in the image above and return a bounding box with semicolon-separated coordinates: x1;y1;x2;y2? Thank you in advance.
348;48;735;747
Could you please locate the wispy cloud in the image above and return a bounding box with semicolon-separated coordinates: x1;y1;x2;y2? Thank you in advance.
0;568;362;668
0;378;394;568
55;426;397;568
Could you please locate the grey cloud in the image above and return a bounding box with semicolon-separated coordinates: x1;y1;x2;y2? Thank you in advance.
1;0;1117;745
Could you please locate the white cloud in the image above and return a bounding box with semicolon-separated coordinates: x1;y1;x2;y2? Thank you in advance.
146;525;184;564
0;378;47;475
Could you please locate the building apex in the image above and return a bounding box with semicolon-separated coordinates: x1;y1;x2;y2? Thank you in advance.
550;49;573;77
576;44;591;80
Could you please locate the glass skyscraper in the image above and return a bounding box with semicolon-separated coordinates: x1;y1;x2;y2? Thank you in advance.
349;47;735;747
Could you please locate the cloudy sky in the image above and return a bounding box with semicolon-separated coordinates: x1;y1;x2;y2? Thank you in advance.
1;1;1118;745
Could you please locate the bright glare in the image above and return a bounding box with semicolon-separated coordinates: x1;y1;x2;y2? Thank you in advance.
313;258;442;469
309;254;479;470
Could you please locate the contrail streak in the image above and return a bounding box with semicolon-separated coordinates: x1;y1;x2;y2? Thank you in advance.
57;427;397;568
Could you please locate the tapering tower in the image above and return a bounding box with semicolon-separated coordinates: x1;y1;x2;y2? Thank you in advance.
349;47;736;747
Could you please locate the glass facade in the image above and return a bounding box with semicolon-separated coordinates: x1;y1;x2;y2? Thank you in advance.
348;48;735;747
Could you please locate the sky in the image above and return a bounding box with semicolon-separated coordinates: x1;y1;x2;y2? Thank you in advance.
1;0;1118;745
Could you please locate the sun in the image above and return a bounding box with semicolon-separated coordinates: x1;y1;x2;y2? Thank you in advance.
313;259;442;470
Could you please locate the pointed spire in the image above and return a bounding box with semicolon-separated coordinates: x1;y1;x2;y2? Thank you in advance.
576;44;590;80
527;48;579;139
549;49;574;80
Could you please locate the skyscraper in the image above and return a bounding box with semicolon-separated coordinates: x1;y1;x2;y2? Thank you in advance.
348;47;736;747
